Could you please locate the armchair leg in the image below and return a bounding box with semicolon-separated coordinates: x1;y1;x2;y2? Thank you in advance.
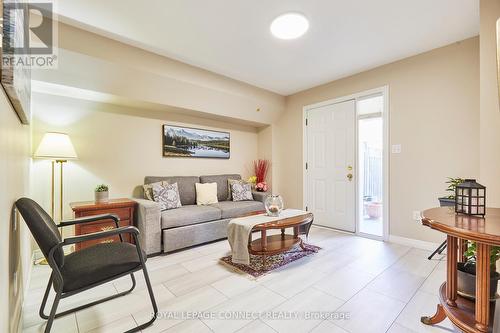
126;262;158;332
40;273;137;321
39;274;54;320
44;287;62;333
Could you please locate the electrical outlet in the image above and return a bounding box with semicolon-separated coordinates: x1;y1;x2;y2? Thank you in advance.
392;144;402;154
413;211;422;221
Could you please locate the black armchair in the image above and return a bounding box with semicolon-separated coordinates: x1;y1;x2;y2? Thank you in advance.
16;198;158;333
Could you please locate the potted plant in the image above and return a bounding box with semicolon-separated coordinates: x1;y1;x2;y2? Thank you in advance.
438;177;464;207
95;184;109;203
457;242;500;300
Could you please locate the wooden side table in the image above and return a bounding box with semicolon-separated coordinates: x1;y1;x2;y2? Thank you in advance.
70;198;137;251
421;207;500;333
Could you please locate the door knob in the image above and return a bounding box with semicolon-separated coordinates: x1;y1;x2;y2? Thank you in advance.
347;173;353;181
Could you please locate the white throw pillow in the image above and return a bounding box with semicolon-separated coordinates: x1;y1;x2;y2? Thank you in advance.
195;182;218;205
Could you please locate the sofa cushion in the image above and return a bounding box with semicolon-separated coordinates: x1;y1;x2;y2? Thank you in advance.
231;183;253;201
152;183;182;210
143;181;166;201
145;176;199;205
200;174;241;202
161;205;222;229
210;200;264;219
227;179;248;201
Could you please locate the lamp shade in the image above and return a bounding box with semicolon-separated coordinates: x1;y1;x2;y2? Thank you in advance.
34;132;77;159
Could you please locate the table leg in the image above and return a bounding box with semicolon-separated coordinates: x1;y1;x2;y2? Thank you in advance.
458;238;468;262
475;242;491;332
281;228;285;239
293;226;298;238
422;235;457;326
446;235;458;307
421;305;446;325
261;229;267;270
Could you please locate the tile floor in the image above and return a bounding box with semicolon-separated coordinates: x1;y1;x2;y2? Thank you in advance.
22;227;461;333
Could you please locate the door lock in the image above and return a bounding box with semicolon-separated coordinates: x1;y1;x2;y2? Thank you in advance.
347;165;353;171
347;173;353;181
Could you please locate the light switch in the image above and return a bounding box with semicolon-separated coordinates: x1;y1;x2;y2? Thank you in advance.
392;144;401;154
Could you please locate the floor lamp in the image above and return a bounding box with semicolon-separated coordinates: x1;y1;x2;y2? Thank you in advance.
34;132;78;224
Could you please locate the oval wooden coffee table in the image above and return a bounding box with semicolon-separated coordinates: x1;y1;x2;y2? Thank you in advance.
420;207;500;333
247;211;314;269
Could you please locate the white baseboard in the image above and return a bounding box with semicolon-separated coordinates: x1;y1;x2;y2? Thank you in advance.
311;224;354;235
312;225;441;252
388;235;440;251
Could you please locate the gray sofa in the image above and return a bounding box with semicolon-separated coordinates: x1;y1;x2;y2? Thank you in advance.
133;174;266;255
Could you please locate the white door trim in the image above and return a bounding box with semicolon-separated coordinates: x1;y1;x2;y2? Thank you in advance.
303;85;390;241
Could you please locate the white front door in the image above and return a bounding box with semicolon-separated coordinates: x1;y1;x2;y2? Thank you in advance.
306;100;356;232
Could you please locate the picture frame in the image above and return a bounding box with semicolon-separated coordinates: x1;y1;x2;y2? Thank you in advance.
1;0;32;124
497;18;500;108
162;124;230;159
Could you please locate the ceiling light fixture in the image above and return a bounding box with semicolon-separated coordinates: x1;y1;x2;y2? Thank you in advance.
270;13;309;40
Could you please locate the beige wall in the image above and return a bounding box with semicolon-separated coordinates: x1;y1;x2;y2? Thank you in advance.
275;37;480;243
480;0;500;206
33;22;285;126
30;21;284;225
32;93;260;222
257;125;274;189
0;90;32;333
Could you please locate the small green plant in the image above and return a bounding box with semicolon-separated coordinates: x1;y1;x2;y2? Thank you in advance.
95;184;109;192
463;241;500;272
445;177;465;199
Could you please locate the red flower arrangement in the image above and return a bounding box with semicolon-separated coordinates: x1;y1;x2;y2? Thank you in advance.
254;159;270;183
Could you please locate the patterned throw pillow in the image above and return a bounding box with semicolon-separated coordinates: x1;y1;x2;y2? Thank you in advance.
231;183;253;201
227;179;246;200
143;181;166;201
152;182;182;210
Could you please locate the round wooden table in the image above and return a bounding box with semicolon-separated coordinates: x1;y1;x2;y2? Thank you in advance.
421;207;500;333
248;212;314;268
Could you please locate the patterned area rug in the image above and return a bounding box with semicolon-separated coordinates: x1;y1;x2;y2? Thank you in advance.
220;243;321;278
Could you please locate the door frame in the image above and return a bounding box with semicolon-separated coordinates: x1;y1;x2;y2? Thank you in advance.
303;85;390;241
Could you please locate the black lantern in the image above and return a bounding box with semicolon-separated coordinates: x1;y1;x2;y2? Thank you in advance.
455;179;486;216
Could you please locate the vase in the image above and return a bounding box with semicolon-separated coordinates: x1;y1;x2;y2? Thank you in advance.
265;194;284;217
95;191;109;203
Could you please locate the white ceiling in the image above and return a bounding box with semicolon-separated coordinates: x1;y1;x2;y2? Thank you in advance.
53;0;479;95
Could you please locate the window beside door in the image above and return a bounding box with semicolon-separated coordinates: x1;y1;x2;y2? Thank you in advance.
357;95;384;237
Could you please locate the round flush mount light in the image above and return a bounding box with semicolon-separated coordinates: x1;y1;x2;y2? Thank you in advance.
270;13;309;40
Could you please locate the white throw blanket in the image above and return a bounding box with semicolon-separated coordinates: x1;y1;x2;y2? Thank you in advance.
227;209;308;265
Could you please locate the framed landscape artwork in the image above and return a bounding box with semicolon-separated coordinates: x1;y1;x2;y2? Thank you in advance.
162;125;230;159
0;0;31;124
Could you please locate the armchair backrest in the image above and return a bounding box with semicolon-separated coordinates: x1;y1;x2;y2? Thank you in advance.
16;198;64;267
